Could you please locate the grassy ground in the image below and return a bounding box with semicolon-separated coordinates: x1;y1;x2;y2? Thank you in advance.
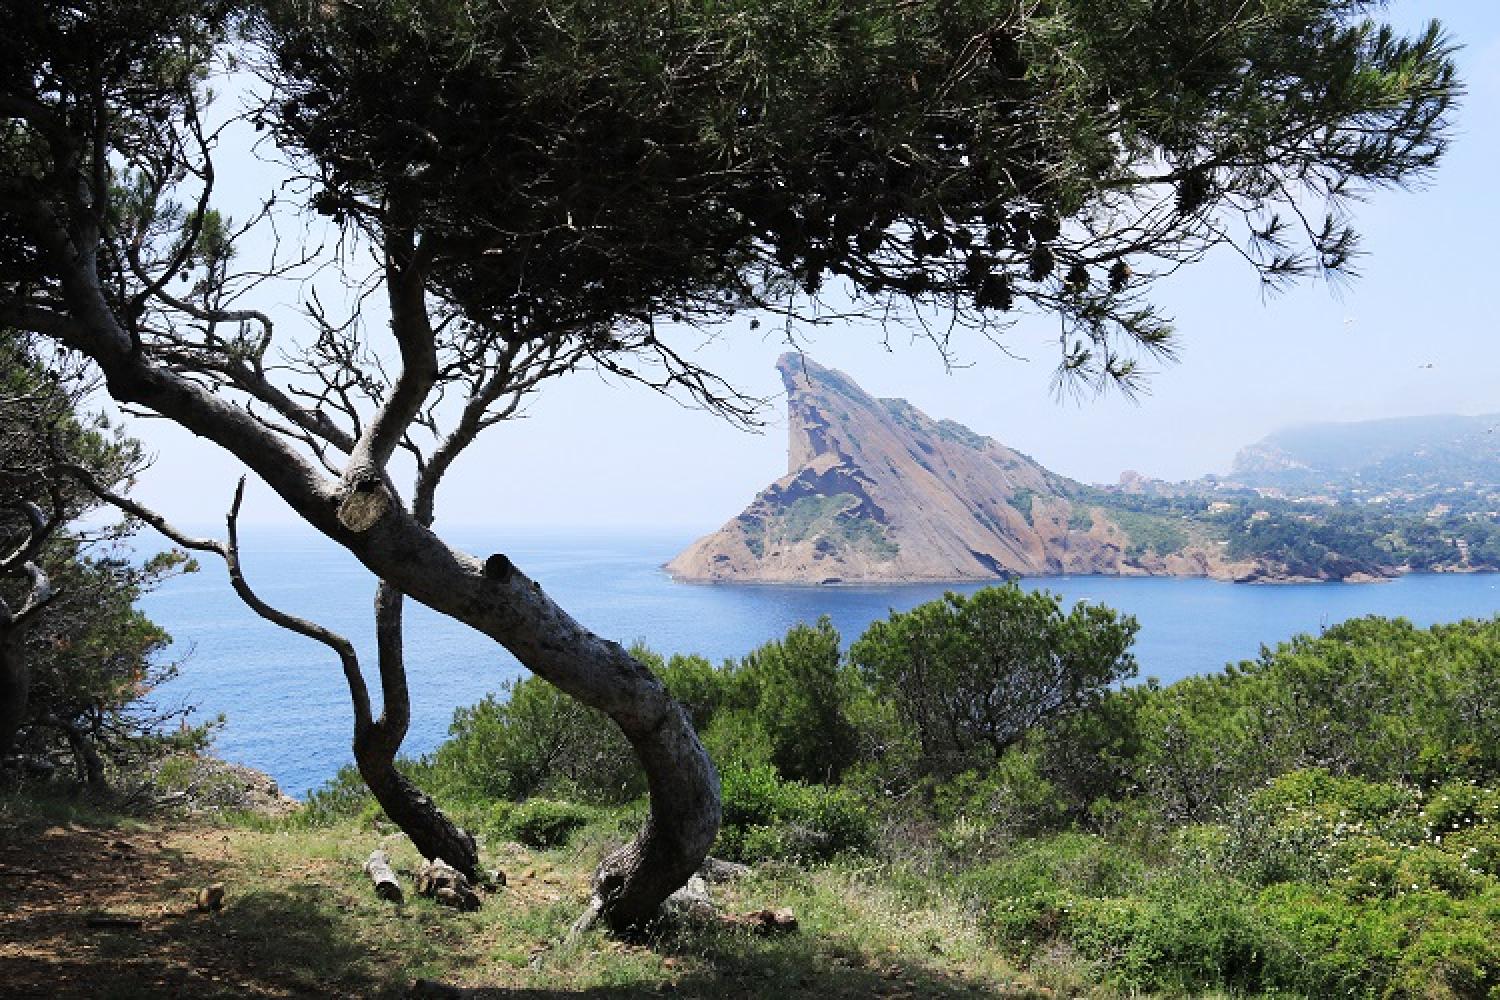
0;794;1073;999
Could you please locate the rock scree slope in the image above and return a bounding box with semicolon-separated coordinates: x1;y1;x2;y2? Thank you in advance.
667;354;1246;584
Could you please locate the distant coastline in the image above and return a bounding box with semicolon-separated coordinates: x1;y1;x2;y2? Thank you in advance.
671;356;1500;587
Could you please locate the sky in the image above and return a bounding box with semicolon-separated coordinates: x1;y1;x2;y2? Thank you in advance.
121;2;1500;533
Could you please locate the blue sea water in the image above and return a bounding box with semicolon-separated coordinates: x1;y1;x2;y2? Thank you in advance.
142;525;1500;797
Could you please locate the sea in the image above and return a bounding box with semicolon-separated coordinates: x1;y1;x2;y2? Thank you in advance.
142;525;1500;797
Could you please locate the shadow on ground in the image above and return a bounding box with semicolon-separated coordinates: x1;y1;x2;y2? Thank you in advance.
0;815;383;999
0;818;1048;999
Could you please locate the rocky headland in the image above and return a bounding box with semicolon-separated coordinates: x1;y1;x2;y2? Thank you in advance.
667;355;1256;584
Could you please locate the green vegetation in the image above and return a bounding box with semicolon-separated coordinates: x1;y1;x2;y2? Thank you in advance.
0;791;1040;998
936;419;991;451
851;587;1138;775
433;670;641;805
1010;488;1037;526
782;495;860;544
715;760;874;864
1;337;207;790
490;797;600;849
291;603;1500;997
880;397;927;437
723;618;862;783
1066;506;1095;532
949;616;1500;995
0;0;1486;987
12;574;1500;996
963;773;1500;998
744;493;899;561
1080;488;1500;576
1100;507;1190;560
1216;501;1500;574
386;622;870;858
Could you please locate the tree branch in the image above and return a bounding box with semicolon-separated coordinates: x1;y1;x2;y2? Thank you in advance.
62;466;374;731
345;217;439;479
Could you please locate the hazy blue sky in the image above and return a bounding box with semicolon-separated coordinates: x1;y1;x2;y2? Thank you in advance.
123;2;1499;533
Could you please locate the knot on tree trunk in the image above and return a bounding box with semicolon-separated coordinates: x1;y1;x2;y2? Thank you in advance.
483;553;519;584
337;476;390;533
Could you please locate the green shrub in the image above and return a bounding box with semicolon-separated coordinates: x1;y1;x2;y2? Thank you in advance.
1449;823;1500;878
1066;616;1500;830
1036;683;1149;823
499;798;596;849
1424;780;1500;836
724;617;863;784
1251;767;1419;820
974;845;1500;997
292;763;373;826
851;584;1138;778
700;708;776;774
1256;882;1500;998
651;648;731;733
961;833;1146;904
962;770;1500;998
1220;769;1419;887
715;760;872;863
933;748;1067;850
432;675;642;805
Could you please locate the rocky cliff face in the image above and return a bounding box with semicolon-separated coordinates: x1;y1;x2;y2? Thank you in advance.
667;355;1246;584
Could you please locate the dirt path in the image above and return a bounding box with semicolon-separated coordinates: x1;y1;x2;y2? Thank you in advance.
0;819;314;998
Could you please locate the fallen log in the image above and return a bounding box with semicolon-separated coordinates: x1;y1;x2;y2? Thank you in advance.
365;849;404;903
86;914;144;929
416;858;480;911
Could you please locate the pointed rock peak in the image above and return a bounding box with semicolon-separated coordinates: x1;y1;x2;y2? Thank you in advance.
776;353;874;404
667;356;1263;584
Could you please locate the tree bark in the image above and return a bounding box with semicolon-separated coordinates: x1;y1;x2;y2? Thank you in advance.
38;229;722;932
355;739;480;879
54;715;108;789
0;629;28;761
353;581;481;880
70;476;486;888
364;849;403;903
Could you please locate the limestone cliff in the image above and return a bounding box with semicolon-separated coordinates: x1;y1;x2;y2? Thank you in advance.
667;355;1249;584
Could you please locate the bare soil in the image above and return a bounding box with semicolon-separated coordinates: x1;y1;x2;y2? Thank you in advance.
0;820;341;998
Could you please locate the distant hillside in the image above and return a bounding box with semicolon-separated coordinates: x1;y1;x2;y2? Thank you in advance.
672;358;1500;581
668;357;1500;585
1232;413;1500;496
668;354;1167;583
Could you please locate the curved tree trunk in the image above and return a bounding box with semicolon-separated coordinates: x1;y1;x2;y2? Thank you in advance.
37;230;722;932
75;479;486;886
584;706;722;929
356;747;480;877
52;714;108;789
354;582;479;879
